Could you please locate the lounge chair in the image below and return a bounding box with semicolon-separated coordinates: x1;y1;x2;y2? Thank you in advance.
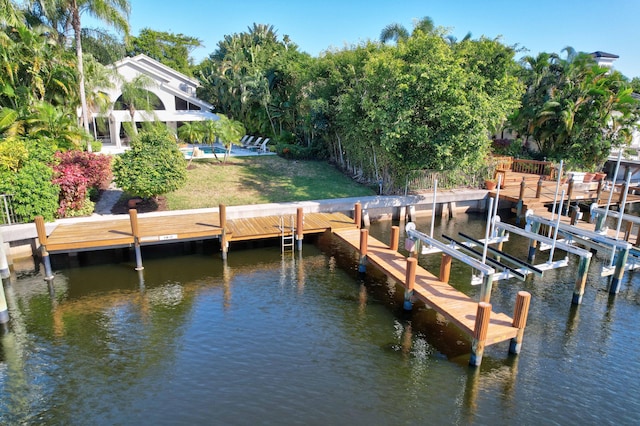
241;136;257;148
245;137;263;150
257;138;270;153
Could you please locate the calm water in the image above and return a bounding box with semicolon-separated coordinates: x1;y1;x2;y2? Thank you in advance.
1;212;639;425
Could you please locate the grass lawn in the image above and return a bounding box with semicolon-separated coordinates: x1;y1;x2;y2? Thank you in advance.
164;156;376;210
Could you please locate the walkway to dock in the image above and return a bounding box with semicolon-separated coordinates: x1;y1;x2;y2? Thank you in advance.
332;228;526;365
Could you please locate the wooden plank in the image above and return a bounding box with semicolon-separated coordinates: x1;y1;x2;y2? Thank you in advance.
333;228;518;345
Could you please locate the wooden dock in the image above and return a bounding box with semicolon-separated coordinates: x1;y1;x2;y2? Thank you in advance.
332;228;521;349
41;211;356;253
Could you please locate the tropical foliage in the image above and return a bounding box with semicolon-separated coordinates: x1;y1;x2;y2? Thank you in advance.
509;48;639;171
112;127;187;199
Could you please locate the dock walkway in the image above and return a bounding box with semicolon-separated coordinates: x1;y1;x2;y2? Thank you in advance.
332;228;519;346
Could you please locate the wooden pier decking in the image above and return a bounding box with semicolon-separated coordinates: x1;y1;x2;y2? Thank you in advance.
41;211;357;253
332;228;520;346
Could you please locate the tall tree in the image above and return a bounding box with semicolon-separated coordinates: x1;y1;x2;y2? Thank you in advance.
128;28;202;76
30;0;130;151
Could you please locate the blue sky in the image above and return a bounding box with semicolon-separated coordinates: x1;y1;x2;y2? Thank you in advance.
106;0;639;78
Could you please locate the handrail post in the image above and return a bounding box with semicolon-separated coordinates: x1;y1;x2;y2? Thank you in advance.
563;177;574;216
470;302;492;367
509;291;531;354
536;176;543;199
403;257;417;310
129;209;143;270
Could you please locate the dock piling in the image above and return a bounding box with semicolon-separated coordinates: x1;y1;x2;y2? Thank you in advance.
509;291;531;354
0;277;9;326
219;204;228;260
609;248;629;295
296;207;304;251
404;257;417;310
470;302;492;367
35;216;54;279
354;203;362;229
358;229;368;275
389;226;399;251
572;255;591;304
439;254;452;284
128;209;144;270
0;231;9;279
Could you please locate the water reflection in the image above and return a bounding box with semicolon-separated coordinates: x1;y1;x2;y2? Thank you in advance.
0;215;639;423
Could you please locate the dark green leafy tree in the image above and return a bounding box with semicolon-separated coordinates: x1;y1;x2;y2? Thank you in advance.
112;126;187;199
128;28;202;76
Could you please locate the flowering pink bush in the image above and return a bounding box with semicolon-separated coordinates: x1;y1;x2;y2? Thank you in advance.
53;151;112;218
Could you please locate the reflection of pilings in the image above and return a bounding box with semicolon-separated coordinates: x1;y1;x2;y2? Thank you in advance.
222;260;231;310
297;251;305;293
220;204;228;260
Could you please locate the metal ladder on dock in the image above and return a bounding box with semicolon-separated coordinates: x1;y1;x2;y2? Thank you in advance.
280;215;295;253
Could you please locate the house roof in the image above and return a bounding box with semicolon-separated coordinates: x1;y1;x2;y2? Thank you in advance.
110;54;201;88
591;51;619;59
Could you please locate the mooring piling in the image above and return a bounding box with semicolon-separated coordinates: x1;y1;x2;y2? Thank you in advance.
296;207;304;252
470;302;492;367
128;209;144;270
439;253;452;284
34;216;54;280
354;202;362;229
358;228;368;275
389;226;399;252
509;291;531;354
572;255;591;304
404;257;417;310
219;204;228;260
0;231;9;279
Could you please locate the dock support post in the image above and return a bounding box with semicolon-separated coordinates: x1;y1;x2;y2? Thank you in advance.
596;179;604;204
219;204;228;260
407;205;416;222
479;273;493;303
354;203;362;229
609;248;629;295
470;302;492;367
569;205;581;225
516;177;526;224
404;257;417;310
509;291;531;354
439;254;452;284
389;226;399;251
0;231;9;279
572;255;591;304
563;178;574;216
358;229;368;276
128;209;143;270
619;168;631;204
296;207;304;252
35;216;54;279
624;221;633;242
527;221;541;263
536;177;543;199
362;209;371;228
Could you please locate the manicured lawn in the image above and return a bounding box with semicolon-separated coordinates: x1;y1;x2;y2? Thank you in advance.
164;156;376;210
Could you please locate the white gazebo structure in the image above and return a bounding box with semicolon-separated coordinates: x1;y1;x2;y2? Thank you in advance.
91;54;217;148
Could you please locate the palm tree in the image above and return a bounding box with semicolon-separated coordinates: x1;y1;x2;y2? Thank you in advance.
380;23;409;44
30;0;130;151
117;73;155;135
